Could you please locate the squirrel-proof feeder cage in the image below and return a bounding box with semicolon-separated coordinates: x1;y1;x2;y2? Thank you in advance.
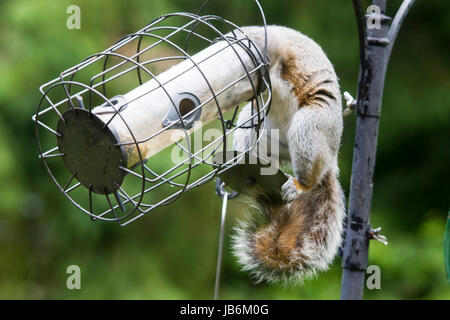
33;7;272;226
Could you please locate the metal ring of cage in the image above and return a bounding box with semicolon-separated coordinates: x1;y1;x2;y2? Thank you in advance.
33;2;272;226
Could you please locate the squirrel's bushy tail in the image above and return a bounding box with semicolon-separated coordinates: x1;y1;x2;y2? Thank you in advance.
232;171;345;284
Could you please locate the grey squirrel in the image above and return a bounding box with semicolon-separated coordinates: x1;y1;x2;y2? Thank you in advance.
231;26;346;284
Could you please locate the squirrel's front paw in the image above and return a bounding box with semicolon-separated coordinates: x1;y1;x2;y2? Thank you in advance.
281;174;303;203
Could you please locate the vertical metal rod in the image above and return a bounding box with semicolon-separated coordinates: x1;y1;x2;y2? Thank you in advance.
114;189;126;213
341;0;414;299
88;186;96;221
214;191;228;300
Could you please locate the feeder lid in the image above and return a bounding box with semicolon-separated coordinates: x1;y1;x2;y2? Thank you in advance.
212;151;288;203
56;108;127;195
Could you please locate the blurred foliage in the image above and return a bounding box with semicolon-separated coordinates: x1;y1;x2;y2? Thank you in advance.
0;0;449;299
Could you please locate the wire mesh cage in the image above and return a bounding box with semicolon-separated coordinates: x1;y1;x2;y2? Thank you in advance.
33;2;272;226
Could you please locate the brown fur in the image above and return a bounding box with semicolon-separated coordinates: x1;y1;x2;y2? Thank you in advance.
254;207;309;269
281;53;337;109
281;53;311;107
253;172;337;271
301;156;326;189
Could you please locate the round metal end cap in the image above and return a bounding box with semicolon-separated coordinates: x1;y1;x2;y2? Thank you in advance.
57;108;126;195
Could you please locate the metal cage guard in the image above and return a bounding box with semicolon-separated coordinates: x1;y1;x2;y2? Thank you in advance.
33;1;271;226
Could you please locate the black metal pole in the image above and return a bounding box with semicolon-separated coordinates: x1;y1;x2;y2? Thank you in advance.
340;0;415;300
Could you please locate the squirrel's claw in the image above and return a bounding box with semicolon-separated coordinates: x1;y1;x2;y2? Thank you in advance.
281;174;302;203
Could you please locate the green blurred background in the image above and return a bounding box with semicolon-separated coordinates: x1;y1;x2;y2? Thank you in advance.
0;0;449;299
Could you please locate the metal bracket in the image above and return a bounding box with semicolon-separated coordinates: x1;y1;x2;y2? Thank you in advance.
162;92;202;130
343;91;356;117
368;226;388;245
215;178;239;199
367;36;390;46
